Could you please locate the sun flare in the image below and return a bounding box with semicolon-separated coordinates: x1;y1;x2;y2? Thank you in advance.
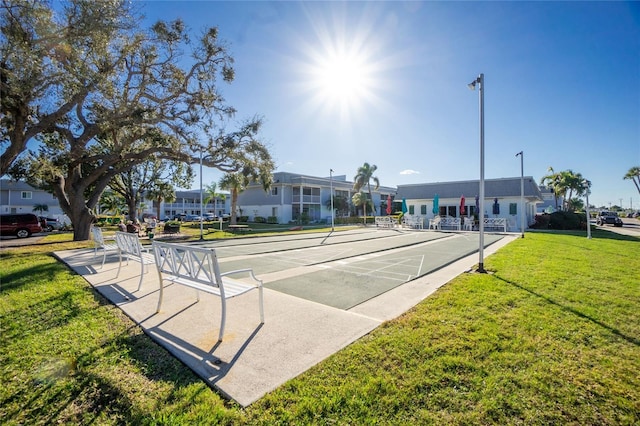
316;53;368;101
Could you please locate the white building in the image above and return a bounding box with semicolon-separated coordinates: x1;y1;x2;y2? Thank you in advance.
236;172;397;224
396;177;544;232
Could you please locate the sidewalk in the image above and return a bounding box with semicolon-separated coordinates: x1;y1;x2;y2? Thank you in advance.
54;234;515;407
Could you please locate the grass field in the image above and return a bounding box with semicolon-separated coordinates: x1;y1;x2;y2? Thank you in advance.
1;229;638;424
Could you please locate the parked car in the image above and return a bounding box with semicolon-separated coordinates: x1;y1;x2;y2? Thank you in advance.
0;213;43;238
38;216;64;232
203;213;217;221
173;214;187;221
596;211;623;227
185;215;202;222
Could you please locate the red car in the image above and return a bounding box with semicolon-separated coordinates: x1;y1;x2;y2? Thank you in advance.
0;213;44;238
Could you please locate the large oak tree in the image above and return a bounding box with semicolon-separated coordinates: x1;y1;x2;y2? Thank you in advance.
2;0;274;240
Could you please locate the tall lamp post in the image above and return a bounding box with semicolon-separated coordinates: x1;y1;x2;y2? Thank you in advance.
468;73;486;273
516;151;525;238
583;179;592;239
330;168;335;231
199;150;204;240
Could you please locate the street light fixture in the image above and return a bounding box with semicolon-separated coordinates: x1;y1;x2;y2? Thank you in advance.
516;151;525;238
583;179;592;239
330;168;335;231
468;73;486;273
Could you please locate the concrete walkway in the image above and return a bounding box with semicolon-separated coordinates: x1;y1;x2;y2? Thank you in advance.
55;230;516;407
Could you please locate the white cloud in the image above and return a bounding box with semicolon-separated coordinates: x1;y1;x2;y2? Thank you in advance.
399;169;420;175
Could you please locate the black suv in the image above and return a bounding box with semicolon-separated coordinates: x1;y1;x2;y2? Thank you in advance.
0;213;44;238
596;211;623;227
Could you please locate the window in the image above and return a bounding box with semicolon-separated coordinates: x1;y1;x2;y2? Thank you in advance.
21;191;32;200
409;205;415;215
509;203;518;215
271;187;278;196
420;205;427;215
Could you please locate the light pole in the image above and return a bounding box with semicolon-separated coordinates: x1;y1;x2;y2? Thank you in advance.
583;179;591;239
468;73;486;273
330;168;335;231
516;151;525;238
199;150;204;240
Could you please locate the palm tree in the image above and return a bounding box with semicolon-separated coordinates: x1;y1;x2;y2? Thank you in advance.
219;173;250;225
353;162;380;216
99;191;126;216
624;166;640;195
540;167;564;211
32;203;48;216
563;170;586;211
204;182;225;216
351;191;373;224
146;182;176;221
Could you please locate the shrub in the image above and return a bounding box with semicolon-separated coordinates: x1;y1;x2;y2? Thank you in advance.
254;216;266;223
238;216;249;223
532;214;550;229
300;212;310;225
548;211;582;230
267;216;278;224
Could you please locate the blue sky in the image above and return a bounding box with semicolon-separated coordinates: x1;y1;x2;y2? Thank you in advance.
142;1;639;209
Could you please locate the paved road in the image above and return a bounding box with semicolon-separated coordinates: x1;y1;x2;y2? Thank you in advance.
595;217;640;238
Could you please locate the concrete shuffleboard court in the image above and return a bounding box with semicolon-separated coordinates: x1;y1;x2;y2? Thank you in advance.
55;228;515;406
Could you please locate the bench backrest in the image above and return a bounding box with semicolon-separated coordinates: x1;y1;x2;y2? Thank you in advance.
92;226;106;247
115;231;145;257
431;216;441;224
151;241;223;292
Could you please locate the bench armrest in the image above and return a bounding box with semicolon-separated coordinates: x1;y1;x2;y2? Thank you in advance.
220;268;262;285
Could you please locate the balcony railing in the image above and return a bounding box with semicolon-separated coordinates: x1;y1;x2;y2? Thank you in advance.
292;195;321;204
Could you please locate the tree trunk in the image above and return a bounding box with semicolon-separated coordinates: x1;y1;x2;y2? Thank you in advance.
126;196;137;223
72;209;96;241
363;203;367;225
230;190;238;225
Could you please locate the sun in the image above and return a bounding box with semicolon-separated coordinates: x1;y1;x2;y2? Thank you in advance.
287;5;392;120
302;41;379;118
314;52;370;103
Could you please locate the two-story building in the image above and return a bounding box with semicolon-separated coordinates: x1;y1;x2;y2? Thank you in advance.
158;189;230;220
396;177;543;232
235;172;397;224
0;179;67;219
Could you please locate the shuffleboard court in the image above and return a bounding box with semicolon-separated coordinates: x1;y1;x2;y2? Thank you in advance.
198;228;440;258
216;230;452;275
263;233;504;309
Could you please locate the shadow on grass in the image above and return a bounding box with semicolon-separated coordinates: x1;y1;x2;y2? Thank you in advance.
494;274;640;347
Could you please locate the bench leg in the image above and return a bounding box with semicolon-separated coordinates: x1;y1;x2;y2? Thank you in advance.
156;270;164;313
116;250;123;278
136;263;145;291
99;249;107;269
258;286;265;324
218;297;227;342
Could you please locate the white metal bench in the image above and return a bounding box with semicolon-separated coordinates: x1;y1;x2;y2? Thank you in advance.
115;231;155;291
402;215;424;229
440;217;461;230
375;216;398;228
428;216;441;230
484;217;507;232
92;226;118;269
151;240;264;342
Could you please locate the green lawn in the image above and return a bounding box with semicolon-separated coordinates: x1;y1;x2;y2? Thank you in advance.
1;230;638;424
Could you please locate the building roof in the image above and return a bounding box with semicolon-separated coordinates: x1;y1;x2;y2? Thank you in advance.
396;177;543;201
254;171;397;194
0;179;39;191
